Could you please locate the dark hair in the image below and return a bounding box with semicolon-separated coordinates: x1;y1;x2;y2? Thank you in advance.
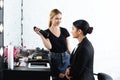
73;19;93;35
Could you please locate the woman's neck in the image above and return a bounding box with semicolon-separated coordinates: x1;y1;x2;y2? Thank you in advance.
77;36;85;43
50;25;60;30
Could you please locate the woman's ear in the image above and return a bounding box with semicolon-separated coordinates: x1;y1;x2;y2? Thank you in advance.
78;29;82;34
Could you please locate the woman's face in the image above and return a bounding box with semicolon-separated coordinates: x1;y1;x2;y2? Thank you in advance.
71;25;80;38
51;13;62;26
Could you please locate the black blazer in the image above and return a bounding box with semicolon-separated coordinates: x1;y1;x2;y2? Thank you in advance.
69;37;95;80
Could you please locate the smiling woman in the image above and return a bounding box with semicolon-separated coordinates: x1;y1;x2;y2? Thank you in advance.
33;8;71;80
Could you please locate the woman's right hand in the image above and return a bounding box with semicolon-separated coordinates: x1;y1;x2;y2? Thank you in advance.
33;26;41;35
33;26;52;50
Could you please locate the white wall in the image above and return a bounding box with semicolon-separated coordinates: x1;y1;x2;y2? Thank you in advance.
22;0;95;49
4;0;120;80
94;0;120;79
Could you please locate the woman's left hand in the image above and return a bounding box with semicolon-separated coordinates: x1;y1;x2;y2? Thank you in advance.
65;67;71;80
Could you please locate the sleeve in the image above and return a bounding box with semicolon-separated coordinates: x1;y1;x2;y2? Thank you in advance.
41;29;49;38
62;28;70;38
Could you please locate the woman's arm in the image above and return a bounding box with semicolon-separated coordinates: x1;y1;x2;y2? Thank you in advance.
40;35;52;50
34;27;52;50
66;37;73;54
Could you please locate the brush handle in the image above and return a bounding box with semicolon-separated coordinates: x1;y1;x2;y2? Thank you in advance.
33;26;49;38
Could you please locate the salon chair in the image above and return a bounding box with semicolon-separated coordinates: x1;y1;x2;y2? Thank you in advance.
94;73;113;80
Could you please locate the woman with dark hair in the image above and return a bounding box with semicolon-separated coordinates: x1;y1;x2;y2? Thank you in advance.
65;19;95;80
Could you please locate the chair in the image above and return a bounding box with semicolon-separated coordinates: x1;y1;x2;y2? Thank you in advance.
94;73;113;80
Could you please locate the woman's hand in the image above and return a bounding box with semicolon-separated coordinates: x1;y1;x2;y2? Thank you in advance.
65;67;71;80
33;26;52;50
33;26;41;35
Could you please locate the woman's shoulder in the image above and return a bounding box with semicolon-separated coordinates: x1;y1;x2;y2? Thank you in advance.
60;27;70;37
60;27;66;30
44;28;50;32
60;27;68;32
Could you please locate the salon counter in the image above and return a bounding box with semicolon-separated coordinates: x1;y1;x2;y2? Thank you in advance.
3;64;51;80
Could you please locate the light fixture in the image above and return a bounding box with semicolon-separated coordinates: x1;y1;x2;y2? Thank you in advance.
0;47;3;56
0;0;3;9
0;23;3;32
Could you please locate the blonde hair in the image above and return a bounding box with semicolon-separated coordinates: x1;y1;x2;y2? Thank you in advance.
48;9;62;27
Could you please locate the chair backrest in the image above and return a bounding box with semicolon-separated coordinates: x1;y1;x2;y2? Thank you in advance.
97;73;113;80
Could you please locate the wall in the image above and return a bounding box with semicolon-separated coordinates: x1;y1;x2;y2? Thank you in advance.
94;0;120;79
23;0;95;49
4;0;120;80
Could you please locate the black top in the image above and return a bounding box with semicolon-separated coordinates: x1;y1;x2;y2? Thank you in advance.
69;37;95;80
45;27;70;53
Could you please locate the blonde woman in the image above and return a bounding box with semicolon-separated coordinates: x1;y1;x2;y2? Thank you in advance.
34;9;72;80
